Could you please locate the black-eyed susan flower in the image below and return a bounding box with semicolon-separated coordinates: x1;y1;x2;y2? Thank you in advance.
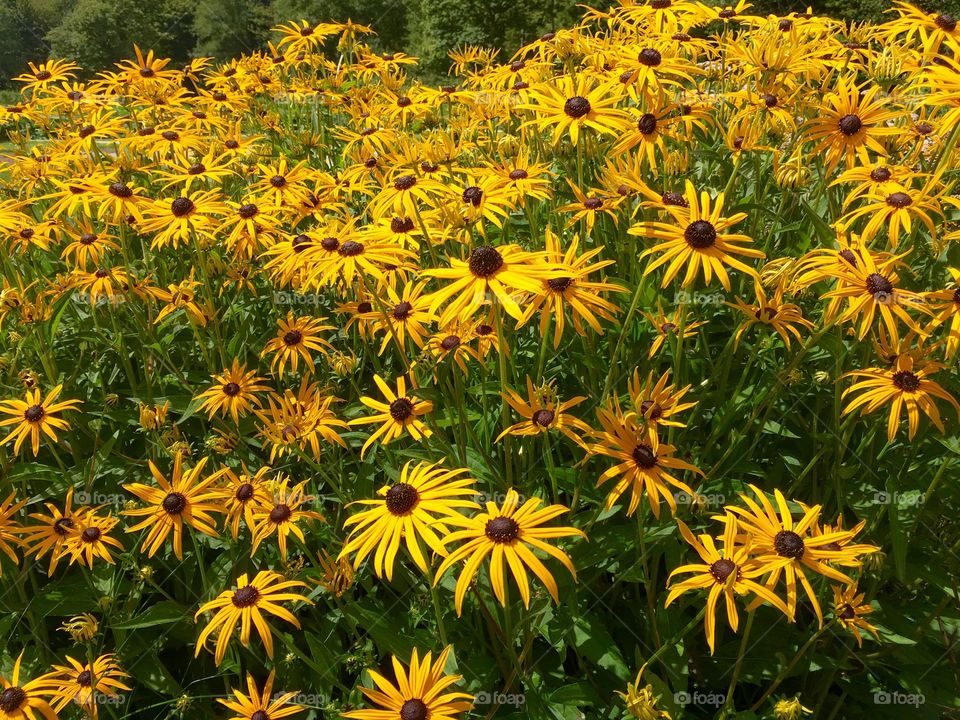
728;280;814;350
360;280;437;355
63;511;124;568
924;267;960;358
590;403;702;518
122;455;226;560
339;460;478;580
631;180;764;291
519;228;625;347
46;654;130;720
19;488;83;574
0;493;25;575
832;583;879;647
0;651;59;720
255;384;348;461
641;303;705;358
261;313;335;375
627;369;697;441
196;359;270;424
724;485;877;626
519;74;630;146
250;476;323;560
194;570;313;666
0;384;81;457
666;514;789;654
349;374;433;458
343;647;473;720
219;670;305;720
425;244;552;324
218;466;273;539
497;377;592;447
434;489;583;614
841;354;960;442
137;190;228;250
819;246;926;341
801;75;902;174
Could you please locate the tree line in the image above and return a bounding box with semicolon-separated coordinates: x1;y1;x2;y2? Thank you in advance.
0;0;955;86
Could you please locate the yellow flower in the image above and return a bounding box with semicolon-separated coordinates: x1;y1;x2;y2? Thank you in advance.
434;489;583;615
0;384;81;457
348;374;433;458
194;570;313;666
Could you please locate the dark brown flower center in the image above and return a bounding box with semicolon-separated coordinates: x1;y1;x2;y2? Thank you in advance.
223;382;241;397
0;687;27;712
269;504;292;523
563;96;591;118
283;330;303;346
838;114;862;136
440;334;461;350
54;517;75;535
162;492;187;515
509;168;528;180
468;246;504;277
584;197;603;210
476;324;493;336
632;443;658;468
838;249;857;265
109;182;133;198
532;409;555;427
886;192;911;208
399;699;428;720
774;530;805;559
238;203;258;219
838;604;856;620
462;186;483;206
76;670;93;686
270;175;287;188
24;404;44;423
640;400;662;420
389;398;415;421
319;236;339;252
662;191;688;207
638;113;657;135
236;483;255;501
162;130;179;141
778;18;793;31
547;276;573;292
393;301;413;320
251;711;270;720
892;370;920;392
485;516;520;543
385;483;419;515
81;527;101;542
171;197;195;217
710;558;737;583
188;163;206;175
231;585;260;607
339;240;364;256
916;121;934;135
719;8;736;17
78;124;95;138
638;48;662;66
869;167;891;182
394;175;417;191
391;217;415;233
936;14;957;31
684;220;717;249
865;272;894;298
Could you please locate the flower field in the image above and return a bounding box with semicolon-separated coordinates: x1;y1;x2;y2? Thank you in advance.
1;2;959;718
